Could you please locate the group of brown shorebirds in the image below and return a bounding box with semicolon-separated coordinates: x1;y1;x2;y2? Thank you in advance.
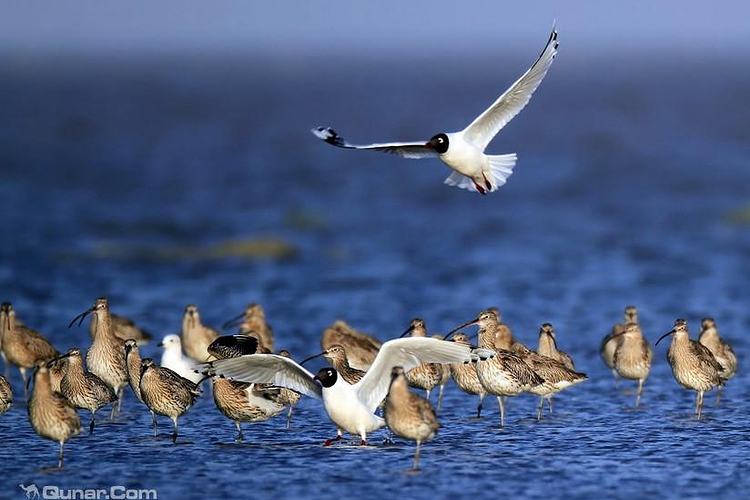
0;300;737;471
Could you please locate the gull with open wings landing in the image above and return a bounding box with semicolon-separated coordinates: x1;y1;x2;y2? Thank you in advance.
199;337;493;445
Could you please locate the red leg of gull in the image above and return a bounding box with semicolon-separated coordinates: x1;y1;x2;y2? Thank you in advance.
323;435;342;447
473;181;486;195
482;173;492;191
360;439;367;446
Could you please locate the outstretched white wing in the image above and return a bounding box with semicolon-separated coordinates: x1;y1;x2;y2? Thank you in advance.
198;354;322;399
462;27;558;151
312;127;437;159
354;337;476;413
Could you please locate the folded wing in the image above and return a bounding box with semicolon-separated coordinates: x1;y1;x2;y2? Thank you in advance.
462;27;559;151
198;354;322;400
312;127;437;159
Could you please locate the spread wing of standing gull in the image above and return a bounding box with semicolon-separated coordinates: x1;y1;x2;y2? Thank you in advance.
197;337;494;445
312;26;559;195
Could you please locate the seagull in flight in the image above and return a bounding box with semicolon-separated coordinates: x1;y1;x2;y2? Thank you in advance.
199;337;494;445
312;27;559;195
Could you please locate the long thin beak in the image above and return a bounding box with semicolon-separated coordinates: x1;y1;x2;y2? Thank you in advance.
424;141;434;149
221;313;245;330
46;351;73;368
157;342;164;347
542;331;559;349
300;352;326;365
399;325;415;338
444;318;479;340
69;308;93;328
654;330;674;346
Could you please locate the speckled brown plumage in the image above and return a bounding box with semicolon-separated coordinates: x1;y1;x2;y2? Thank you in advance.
658;319;724;419
206;335;291;440
612;323;652;406
449;333;485;417
402;319;443;400
1;303;59;398
81;298;128;417
237;304;275;353
321;320;381;371
139;358;201;442
0;375;12;414
487;307;515;350
470;310;544;426
181;304;219;362
511;343;586;419
212;379;286;441
57;348;117;434
47;356;67;394
699;318;736;404
28;362;81;468
537;323;575;370
124;339;144;403
385;367;440;470
601;306;639;385
321;345;365;384
89;312;151;344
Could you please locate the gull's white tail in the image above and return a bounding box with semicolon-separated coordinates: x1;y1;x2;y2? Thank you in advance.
486;153;517;190
443;153;517;193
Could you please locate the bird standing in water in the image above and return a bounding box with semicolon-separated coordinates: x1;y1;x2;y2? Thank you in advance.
385;367;440;471
655;319;725;419
698;318;737;404
28;362;81;469
139;358;202;443
54;348;117;434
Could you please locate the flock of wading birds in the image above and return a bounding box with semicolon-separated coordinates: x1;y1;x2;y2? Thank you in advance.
0;299;738;471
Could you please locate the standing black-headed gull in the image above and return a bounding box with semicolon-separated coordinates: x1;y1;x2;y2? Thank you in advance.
312;27;559;195
198;337;494;445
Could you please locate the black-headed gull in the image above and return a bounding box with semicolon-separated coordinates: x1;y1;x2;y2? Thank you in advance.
312;27;559;195
199;337;494;445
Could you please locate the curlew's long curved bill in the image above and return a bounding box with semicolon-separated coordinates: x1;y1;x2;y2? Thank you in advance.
69;308;93;328
542;330;560;350
444;318;479;340
654;330;675;346
46;351;73;368
399;324;415;338
221;312;245;330
300;352;326;365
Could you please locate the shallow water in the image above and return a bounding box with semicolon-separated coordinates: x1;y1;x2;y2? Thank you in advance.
0;54;749;500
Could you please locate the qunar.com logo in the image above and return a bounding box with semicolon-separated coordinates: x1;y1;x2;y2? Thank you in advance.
18;484;157;500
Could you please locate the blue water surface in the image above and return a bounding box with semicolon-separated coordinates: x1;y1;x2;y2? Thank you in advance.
0;53;749;500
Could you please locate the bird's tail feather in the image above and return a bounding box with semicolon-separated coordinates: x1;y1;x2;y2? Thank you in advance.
443;153;517;193
443;172;477;191
486;153;517;190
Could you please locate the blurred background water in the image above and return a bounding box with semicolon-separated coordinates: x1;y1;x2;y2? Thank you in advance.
1;2;749;500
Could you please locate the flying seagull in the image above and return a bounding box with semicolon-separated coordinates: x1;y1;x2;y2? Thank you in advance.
312;27;559;195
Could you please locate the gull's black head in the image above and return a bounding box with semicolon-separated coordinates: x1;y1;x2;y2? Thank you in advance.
427;133;449;154
314;367;338;388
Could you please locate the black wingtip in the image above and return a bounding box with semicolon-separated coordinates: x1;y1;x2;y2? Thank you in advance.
312;126;346;147
208;335;259;360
